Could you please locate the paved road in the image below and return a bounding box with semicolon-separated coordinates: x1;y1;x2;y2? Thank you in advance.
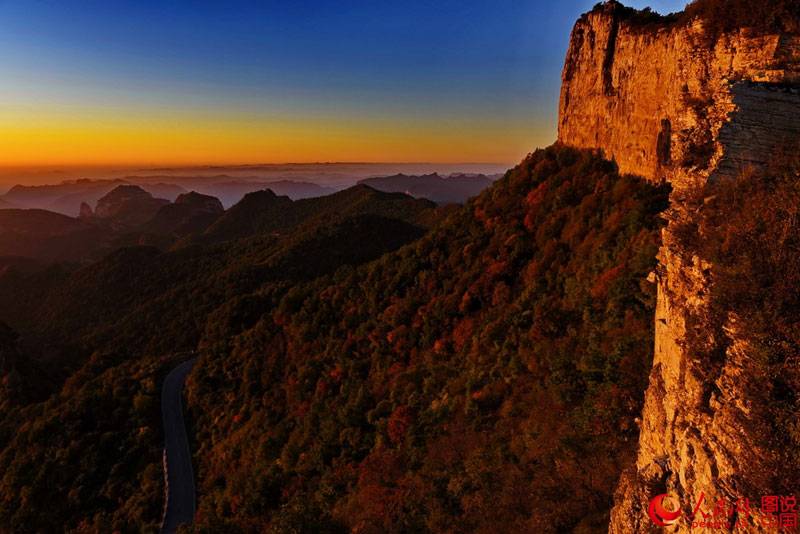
160;358;198;534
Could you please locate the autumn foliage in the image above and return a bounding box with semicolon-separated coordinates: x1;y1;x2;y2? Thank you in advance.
182;145;670;533
0;145;670;533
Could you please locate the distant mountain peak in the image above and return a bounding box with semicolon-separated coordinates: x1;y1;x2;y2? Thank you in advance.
95;184;154;213
174;191;224;213
94;184;169;228
356;173;493;204
140;191;224;238
78;202;94;219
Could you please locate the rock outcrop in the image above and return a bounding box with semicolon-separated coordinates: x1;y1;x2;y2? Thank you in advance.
78;201;94;220
558;2;800;532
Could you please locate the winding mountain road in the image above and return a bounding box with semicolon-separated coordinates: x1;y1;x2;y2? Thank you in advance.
160;357;198;534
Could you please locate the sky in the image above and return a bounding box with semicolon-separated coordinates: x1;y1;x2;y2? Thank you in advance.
0;0;688;167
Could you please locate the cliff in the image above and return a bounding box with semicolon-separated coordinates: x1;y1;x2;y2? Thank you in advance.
559;1;800;189
558;2;800;532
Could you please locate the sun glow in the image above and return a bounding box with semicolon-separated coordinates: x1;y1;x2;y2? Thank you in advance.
0;107;545;166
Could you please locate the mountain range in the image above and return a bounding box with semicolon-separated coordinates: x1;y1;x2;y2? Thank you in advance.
1;179;186;217
0;144;672;534
0;173;498;219
357;173;497;204
0;183;442;264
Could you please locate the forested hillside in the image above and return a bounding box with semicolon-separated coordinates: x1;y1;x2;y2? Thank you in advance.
196;185;440;244
0;194;438;534
0;145;669;533
0;186;442;360
184;146;669;533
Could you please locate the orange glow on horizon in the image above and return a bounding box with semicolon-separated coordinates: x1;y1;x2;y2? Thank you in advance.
0;108;548;167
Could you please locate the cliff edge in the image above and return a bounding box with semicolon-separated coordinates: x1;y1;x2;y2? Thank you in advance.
560;0;800;189
558;2;800;532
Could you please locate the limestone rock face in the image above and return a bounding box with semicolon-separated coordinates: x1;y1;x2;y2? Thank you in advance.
558;3;800;533
559;1;800;191
609;232;780;533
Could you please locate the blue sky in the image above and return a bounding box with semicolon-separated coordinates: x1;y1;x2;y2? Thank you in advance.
0;0;689;165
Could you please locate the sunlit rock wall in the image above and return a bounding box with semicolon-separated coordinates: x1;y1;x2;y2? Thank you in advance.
557;3;800;532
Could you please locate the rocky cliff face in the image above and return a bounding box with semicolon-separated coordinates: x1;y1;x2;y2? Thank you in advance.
558;3;800;532
560;1;800;189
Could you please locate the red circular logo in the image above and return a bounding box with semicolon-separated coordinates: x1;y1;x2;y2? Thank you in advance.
648;494;681;527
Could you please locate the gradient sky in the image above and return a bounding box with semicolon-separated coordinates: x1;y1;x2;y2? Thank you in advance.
0;0;688;167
